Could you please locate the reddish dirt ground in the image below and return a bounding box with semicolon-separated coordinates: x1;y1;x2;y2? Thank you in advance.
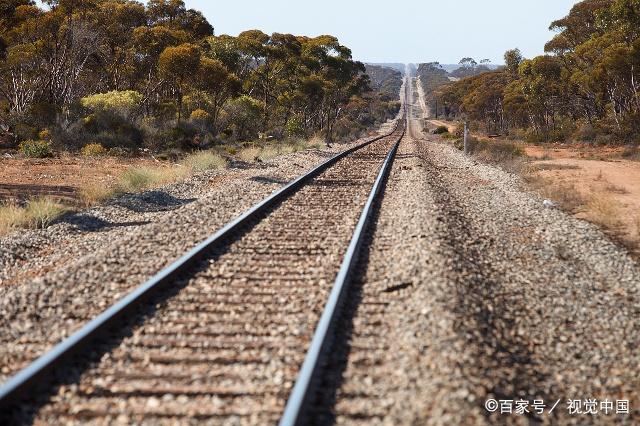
0;154;160;204
526;144;640;250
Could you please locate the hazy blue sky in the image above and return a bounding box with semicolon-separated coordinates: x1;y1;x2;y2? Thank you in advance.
34;0;580;64
181;0;578;64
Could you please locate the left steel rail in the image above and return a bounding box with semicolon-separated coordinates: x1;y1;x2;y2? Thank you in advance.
0;126;397;410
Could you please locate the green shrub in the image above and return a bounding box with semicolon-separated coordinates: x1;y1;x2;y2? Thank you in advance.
14;123;38;141
433;125;449;134
80;90;142;118
81;110;143;149
285;115;305;137
81;143;107;157
573;121;596;142
19;139;52;158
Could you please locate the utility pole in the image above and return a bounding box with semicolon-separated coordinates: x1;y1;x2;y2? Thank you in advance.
463;121;469;155
435;98;438;119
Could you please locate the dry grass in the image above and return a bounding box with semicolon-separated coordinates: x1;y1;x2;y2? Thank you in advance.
237;146;261;162
237;136;327;163
118;166;186;193
524;173;587;213
456;137;527;172
26;198;67;228
79;183;118;207
257;146;281;161
0;197;67;235
533;163;581;171
585;195;623;229
603;182;630;195
0;151;230;236
307;135;326;149
181;151;227;172
524;171;632;249
80;151;226;204
0;203;30;234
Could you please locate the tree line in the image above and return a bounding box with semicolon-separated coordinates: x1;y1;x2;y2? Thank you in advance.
0;0;399;153
433;0;640;144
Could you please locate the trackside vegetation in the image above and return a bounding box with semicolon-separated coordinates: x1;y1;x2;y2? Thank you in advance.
0;0;400;155
429;0;640;145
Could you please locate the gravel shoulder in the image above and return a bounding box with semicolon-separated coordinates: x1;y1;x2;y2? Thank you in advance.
415;138;640;425
311;108;639;424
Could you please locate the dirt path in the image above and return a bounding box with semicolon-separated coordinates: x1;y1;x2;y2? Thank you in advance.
427;119;457;133
414;76;430;120
0;156;160;203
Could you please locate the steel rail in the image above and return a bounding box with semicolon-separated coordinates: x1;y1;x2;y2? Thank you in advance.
279;117;406;426
0;122;401;410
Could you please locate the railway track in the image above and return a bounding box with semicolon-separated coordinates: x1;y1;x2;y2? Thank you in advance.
0;97;407;423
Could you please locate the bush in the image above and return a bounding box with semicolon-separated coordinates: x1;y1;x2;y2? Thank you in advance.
19;139;52;158
573;121;596;142
81;143;107;157
80;90;142;118
285;115;305;137
108;146;129;157
14;123;38;141
433;125;449;134
222;95;263;141
81;110;143;149
223;146;238;155
181;151;227;172
525;119;576;144
455;136;524;165
38;128;52;141
189;109;210;121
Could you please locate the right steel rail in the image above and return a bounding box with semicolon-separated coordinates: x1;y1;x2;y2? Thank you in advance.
279;114;406;426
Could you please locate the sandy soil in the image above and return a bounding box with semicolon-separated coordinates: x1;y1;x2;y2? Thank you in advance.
0;155;161;203
427;119;457;133
526;145;640;250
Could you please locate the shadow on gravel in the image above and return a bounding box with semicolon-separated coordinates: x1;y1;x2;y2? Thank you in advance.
250;176;289;185
109;190;196;213
227;159;271;170
61;214;151;232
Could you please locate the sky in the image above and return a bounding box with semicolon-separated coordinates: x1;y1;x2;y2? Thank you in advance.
179;0;579;65
33;0;580;64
